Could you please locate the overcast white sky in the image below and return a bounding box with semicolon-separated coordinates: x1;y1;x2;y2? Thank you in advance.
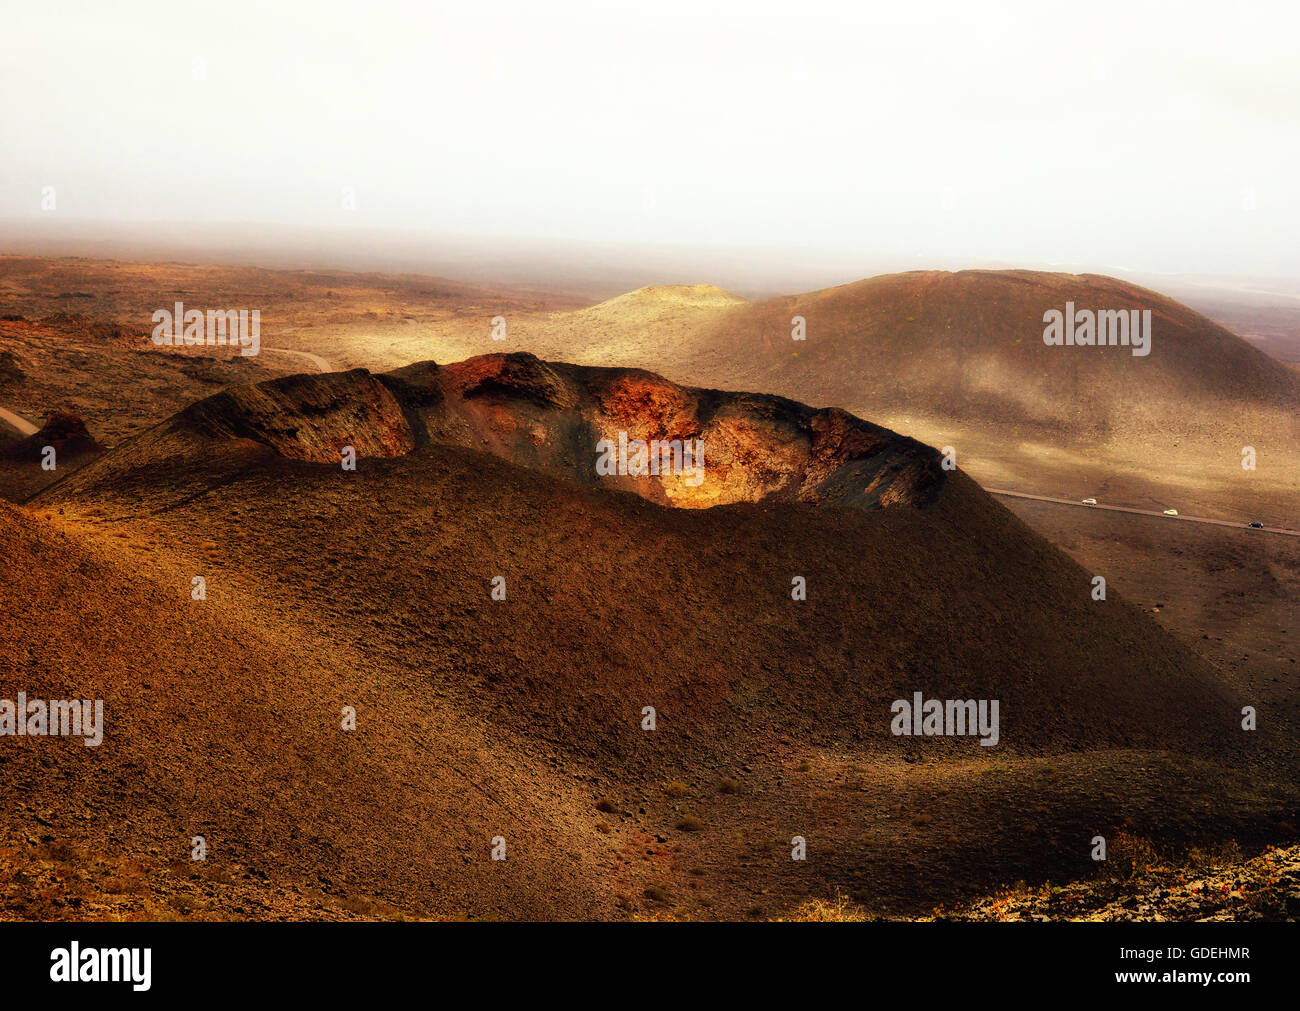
3;0;1299;277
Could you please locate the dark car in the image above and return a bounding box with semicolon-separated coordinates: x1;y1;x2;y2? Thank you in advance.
1248;521;1264;528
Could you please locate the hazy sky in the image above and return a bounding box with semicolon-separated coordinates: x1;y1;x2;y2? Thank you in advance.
3;0;1299;277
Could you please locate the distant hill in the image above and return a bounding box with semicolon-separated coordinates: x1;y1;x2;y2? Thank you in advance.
694;270;1300;445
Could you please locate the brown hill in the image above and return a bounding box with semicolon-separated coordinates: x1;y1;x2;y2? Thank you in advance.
5;358;1295;920
698;270;1299;440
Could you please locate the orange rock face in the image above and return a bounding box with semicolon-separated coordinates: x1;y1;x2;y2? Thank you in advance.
396;353;947;510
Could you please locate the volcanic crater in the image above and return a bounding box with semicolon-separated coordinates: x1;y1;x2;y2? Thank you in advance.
114;352;948;511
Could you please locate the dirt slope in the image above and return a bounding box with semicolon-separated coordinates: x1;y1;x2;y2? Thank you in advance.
0;499;614;921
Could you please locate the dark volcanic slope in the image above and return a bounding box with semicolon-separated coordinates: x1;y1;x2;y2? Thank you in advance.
0;499;612;921
7;357;1294;920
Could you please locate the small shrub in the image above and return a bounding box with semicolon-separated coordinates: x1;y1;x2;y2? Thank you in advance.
783;896;868;922
643;884;671;903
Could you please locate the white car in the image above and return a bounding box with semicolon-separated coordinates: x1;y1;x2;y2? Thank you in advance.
1081;497;1097;506
1163;508;1179;516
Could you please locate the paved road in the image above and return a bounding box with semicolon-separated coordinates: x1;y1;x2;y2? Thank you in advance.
0;406;38;437
986;488;1299;537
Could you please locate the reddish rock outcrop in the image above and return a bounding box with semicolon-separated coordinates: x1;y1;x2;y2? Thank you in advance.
1;409;102;462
